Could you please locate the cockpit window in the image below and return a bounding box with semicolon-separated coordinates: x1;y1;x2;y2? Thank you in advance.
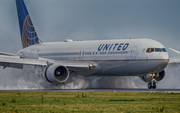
146;48;150;53
155;48;162;52
150;48;154;52
146;48;167;53
162;48;167;52
146;48;155;53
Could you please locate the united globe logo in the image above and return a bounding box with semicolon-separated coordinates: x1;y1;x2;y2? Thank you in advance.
22;15;39;48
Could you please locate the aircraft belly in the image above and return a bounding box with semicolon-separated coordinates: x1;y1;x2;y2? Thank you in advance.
96;59;168;76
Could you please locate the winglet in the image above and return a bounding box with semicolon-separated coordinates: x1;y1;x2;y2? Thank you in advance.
16;0;42;48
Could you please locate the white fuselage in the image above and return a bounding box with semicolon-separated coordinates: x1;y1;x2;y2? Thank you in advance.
18;38;169;76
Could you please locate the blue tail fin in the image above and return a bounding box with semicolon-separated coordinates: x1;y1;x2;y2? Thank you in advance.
16;0;41;48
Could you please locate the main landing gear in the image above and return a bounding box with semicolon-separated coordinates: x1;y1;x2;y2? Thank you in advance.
148;73;157;89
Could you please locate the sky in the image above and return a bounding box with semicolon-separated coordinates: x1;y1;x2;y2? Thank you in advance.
0;0;180;57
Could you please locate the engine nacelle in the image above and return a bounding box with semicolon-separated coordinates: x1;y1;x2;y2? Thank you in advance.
140;70;166;83
43;65;69;83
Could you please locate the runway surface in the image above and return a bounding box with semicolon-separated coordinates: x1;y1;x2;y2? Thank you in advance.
0;88;180;93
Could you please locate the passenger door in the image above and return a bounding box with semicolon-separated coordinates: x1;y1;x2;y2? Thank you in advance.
131;46;138;59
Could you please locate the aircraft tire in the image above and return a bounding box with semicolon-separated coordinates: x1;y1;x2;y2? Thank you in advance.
152;83;156;89
148;82;152;89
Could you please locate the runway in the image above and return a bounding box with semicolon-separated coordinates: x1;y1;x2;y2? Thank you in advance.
0;88;180;93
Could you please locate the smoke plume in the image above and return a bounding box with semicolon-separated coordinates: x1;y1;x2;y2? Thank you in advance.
0;63;179;89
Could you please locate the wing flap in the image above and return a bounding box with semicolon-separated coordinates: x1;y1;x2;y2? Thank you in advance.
0;62;23;69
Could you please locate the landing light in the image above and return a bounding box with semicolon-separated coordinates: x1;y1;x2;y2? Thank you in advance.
89;64;94;69
89;64;93;67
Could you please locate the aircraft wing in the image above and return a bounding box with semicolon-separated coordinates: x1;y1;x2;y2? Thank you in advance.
0;52;18;56
168;48;180;64
169;48;180;54
0;55;90;70
169;57;180;64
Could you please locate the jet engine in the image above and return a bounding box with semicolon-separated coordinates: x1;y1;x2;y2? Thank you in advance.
139;70;166;83
42;65;69;83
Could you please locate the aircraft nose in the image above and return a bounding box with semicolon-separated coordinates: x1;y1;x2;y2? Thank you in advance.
156;52;169;72
158;52;169;61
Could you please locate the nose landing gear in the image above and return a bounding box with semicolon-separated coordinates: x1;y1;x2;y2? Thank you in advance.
148;81;156;89
148;73;157;89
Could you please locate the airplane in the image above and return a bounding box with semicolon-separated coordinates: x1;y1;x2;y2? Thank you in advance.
0;0;169;89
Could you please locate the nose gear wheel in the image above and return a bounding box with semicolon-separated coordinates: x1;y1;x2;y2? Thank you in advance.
148;73;157;89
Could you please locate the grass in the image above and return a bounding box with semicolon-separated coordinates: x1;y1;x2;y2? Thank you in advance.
0;91;179;113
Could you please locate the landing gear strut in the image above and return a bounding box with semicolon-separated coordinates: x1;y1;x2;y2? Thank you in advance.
148;73;157;89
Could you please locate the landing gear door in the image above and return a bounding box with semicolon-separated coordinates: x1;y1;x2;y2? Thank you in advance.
131;46;138;59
